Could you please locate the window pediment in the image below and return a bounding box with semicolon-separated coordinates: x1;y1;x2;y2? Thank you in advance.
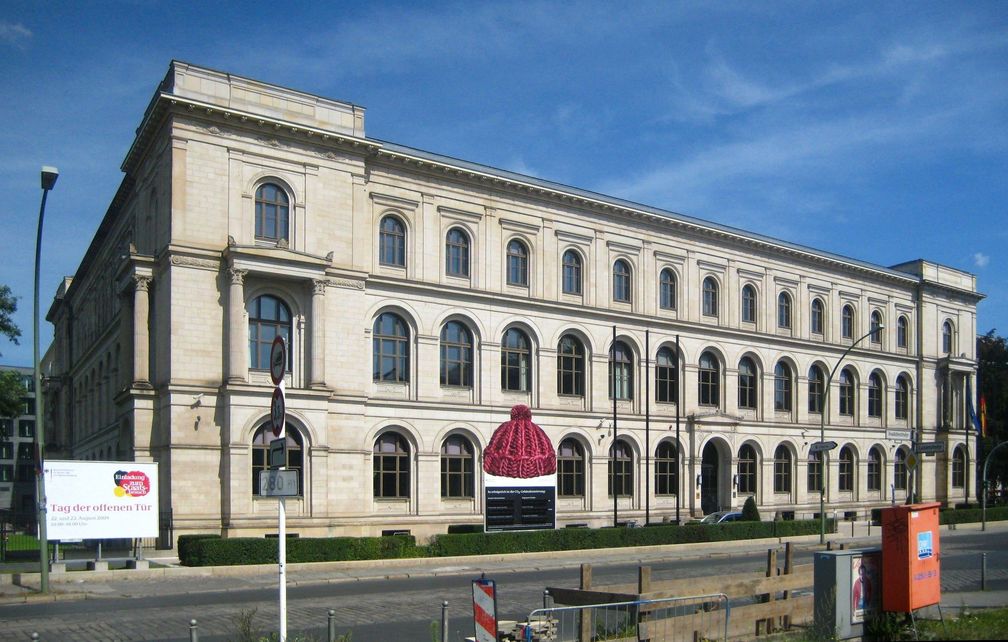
225;244;331;280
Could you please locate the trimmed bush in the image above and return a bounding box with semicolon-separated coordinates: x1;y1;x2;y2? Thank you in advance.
179;534;419;566
940;505;1008;525
177;534;222;567
742;496;761;521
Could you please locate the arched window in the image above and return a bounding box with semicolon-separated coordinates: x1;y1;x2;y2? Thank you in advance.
659;268;676;310
894;448;908;491
952;445;966;488
373;432;410;498
942;320;954;354
741;285;757;324
773;445;792;493
608;439;633;497
439;321;473;388
838;446;854;492
737;444;757;494
501;328;531;392
557;334;585;397
702;277;719;317
441;435;474;498
609;341;634;400
808;451;824;492
562;250;582;295
255;183;289;243
252;423;302;496
870;311;883;345
842;305;855;340
656;346;678;403
838;368;855;416
867;447;882;492
445;228;470;277
808;365;825;414
774;362;793;412
655;441;678;496
811;299;825;335
778;292;792;329
613;259;632;303
558;438;585;497
379;215;406;267
895;375;910;421
738;357;757;409
248;294;292;370
373;313;410;382
897;315;909;349
506;239;529;286
868;372;883;418
698;352;720;407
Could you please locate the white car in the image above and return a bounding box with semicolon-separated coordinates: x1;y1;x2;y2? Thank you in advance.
700;510;744;524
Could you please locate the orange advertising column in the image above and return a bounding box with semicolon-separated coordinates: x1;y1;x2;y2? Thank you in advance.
881;502;942;613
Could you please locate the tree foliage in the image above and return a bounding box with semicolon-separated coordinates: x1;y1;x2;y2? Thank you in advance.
0;284;21;356
0;370;26;424
978;330;1008;496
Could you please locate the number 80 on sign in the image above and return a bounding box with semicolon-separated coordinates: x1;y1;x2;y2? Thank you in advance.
259;469;299;497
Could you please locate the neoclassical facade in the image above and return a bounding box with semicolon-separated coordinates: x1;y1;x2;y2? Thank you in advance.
43;62;982;544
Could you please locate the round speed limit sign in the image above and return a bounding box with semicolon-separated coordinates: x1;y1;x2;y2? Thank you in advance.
270;386;286;437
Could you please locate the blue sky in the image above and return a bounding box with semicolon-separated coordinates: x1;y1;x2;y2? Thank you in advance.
1;1;1006;366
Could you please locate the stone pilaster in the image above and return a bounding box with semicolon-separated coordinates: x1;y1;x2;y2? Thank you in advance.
132;275;152;386
227;268;247;383
310;278;327;388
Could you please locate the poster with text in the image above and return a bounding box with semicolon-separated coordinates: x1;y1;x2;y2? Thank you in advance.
44;460;159;539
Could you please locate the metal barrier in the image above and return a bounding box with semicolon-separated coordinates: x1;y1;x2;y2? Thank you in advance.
522;593;729;642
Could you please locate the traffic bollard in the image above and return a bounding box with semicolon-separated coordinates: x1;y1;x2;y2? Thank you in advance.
441;600;448;642
30;634;39;641
543;589;550;610
851;520;855;537
981;553;987;591
328;609;336;642
189;618;199;642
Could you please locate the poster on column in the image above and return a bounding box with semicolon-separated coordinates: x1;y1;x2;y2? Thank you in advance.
44;460;159;540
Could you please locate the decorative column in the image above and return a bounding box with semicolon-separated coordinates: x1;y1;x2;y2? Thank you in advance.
227;268;247;383
310;278;327;388
132;275;152;387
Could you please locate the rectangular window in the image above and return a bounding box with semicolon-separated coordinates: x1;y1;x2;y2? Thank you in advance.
807;453;823;492
22;398;35;416
952;456;964;489
839;458;853;492
0;464;12;482
867;458;881;492
18;420;34;438
0;419;12;438
607;460;633;497
774;458;791;493
0;441;13;459
558;457;584;497
441;455;473;498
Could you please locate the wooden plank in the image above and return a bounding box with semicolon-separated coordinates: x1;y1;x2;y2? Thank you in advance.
640;594;814;640
623;565;812;600
546;586;638;607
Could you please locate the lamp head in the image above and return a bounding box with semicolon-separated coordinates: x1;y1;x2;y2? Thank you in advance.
41;166;59;191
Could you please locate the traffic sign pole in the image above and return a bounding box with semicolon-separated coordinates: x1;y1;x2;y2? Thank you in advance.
268;335;288;642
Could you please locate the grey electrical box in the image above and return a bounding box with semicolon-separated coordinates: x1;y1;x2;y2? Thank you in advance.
814;548;882;639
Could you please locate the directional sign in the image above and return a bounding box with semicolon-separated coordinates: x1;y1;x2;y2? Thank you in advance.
269;437;287;469
809;440;838;454
270;336;287;386
259;469;298;497
270;386;286;438
915;441;946;456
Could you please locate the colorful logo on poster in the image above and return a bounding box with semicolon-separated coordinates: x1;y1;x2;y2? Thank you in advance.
113;470;152;498
917;530;933;559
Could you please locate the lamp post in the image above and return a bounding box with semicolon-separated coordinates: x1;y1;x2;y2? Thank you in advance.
35;166;58;593
819;325;881;544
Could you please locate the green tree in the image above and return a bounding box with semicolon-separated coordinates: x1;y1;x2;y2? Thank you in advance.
978;330;1008;497
741;495;761;521
0;284;21;356
0;370;26;426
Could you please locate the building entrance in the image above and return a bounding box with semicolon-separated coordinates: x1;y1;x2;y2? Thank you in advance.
701;443;719;515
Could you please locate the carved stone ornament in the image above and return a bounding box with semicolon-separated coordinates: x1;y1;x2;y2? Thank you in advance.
228;235;237;247
228;268;247;285
332;278;364;290
312;279;327;295
170;255;220;269
133;275;152;291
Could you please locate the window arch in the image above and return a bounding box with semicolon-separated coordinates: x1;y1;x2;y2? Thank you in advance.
558;438;585;497
441;434;474;498
838;446;854;492
842;304;855;340
894;448;908;491
897;315;909;349
741;285;757;324
952;445;966;488
838;367;855;416
773;445;792;493
655;441;678;496
811;298;825;335
374;432;410;498
373;313;410;382
609;340;634;400
702;277;719;317
698;351;720;406
870;311;883;345
942;320;954;354
557;334;585;397
895;375;910;421
867;446;883;492
379;215;406;267
778;292;792;329
501;327;532;391
445;228;470;277
808;365;825;414
737;444;757;494
738;357;758;410
613;259;632;303
608;439;633;497
506;239;529;286
252;422;302;496
659;268;677;310
248;294;292;370
656;346;678;404
440;321;473;388
562;250;582;295
255;182;290;243
774;362;793;412
868;372;883;418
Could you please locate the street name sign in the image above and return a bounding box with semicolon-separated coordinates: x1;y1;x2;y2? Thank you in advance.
259;469;299;497
810;440;838;453
915;441;946;456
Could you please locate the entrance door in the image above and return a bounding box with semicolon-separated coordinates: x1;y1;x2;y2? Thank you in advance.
701;443;719;515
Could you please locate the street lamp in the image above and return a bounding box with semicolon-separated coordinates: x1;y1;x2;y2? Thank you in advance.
819;325;882;544
35;165;58;593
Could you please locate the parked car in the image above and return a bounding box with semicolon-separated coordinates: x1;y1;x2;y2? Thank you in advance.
699;510;743;524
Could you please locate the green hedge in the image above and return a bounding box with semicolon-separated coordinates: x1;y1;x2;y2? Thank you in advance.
940;505;1008;525
179;534;419;566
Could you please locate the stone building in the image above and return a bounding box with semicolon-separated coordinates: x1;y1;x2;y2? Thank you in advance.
43;61;982;545
0;365;38;515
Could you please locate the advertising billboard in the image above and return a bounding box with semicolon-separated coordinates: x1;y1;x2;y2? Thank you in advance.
44;460;159;539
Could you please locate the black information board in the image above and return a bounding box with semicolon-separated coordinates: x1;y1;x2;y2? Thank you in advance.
484;486;556;531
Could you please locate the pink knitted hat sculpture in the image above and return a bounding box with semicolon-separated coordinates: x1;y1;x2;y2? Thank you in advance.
483;404;556;478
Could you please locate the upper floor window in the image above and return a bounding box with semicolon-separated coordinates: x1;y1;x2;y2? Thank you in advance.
248;294;292;370
613;259;632;303
702;277;719;317
655;441;678;496
255;183;289;243
656;346;678;404
897;315;909;349
608;439;634;497
841;305;855;340
506;240;529;287
741;285;757;324
374;432;410;498
942;320;954;354
838;367;855;416
440;321;473;388
738;357;757;410
895;375;910;420
774;445;792;493
557;335;585;397
778;292;792;329
557;438;585;497
659;268;676;310
379;215;406;267
698;351;720;407
252;423;302;496
445;228;470;277
868;372;883;418
870;311;883;345
501;328;531;392
811;299;825;335
808;365;825;414
867;447;882;492
373;313;410;383
774;362;793;412
737;444;757;494
609;341;634;400
441;435;475;498
562;250;582;295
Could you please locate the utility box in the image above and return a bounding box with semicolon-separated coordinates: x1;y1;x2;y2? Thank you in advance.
881;502;942;613
814;548;882;639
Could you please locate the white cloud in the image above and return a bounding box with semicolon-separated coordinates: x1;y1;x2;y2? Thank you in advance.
974;252;990;268
0;22;31;48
